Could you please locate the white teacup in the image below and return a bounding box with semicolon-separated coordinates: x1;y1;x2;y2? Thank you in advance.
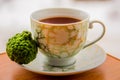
31;8;106;66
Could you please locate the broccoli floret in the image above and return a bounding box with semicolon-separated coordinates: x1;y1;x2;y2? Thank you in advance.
6;31;38;64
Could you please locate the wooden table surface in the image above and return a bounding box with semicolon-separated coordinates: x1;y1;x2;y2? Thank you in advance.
0;53;120;80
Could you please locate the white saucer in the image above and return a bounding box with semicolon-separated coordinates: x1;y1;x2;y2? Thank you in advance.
22;44;106;76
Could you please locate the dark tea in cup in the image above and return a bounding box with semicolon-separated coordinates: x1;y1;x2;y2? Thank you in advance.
39;17;81;24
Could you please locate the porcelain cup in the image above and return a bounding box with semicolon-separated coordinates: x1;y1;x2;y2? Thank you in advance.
31;8;106;66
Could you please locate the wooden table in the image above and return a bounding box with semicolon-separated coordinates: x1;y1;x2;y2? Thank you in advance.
0;53;120;80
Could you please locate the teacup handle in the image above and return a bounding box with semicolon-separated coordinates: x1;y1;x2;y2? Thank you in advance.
83;20;106;49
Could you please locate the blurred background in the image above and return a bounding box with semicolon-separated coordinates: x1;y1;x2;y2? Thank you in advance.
0;0;120;58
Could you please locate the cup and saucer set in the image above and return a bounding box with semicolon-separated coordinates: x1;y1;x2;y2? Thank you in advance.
20;8;106;76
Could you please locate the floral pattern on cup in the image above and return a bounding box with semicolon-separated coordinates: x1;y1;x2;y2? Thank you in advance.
31;20;88;58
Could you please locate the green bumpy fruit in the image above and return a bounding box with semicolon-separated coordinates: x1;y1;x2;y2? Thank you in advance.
6;31;38;64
